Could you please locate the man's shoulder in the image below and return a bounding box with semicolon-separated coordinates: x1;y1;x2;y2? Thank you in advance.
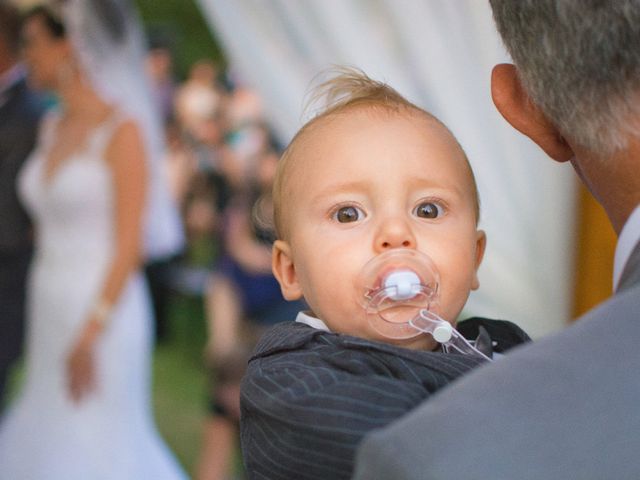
354;285;640;480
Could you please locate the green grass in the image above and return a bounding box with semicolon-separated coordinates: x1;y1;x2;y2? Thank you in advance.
154;342;206;475
153;294;210;476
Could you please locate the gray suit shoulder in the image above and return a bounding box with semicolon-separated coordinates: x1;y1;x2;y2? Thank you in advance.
354;282;640;480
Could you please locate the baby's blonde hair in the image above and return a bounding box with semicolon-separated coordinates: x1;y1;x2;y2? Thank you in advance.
273;67;480;239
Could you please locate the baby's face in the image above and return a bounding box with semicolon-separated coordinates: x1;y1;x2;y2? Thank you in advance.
273;109;485;349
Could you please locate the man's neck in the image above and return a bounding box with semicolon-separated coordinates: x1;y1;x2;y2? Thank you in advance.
572;139;640;235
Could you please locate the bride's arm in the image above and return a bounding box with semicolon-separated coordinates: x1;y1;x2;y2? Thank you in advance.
67;118;147;402
96;119;147;315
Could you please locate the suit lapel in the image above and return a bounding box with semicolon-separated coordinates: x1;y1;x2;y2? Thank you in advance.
0;79;25;117
618;240;640;292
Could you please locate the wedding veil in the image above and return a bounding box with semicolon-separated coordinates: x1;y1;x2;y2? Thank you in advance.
62;0;184;260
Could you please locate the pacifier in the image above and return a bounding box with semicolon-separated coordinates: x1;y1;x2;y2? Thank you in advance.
359;249;439;340
358;249;491;360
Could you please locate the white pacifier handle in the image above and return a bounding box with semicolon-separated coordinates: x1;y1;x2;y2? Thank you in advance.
410;309;491;361
432;322;453;343
384;271;457;344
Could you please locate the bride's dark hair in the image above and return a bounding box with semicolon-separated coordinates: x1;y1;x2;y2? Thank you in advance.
26;0;126;43
24;5;66;39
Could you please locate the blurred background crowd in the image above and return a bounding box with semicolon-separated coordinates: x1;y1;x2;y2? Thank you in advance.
1;1;296;478
144;33;296;480
143;32;306;480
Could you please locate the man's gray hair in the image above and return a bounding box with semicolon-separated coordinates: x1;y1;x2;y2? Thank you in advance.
490;0;640;154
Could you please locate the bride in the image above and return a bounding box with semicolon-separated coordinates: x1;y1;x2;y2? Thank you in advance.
0;1;186;478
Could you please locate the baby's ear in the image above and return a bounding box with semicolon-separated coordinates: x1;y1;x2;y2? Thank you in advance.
470;230;487;291
272;240;303;300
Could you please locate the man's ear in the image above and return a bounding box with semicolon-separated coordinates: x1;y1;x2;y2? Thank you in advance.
272;240;303;300
470;230;487;291
491;63;574;162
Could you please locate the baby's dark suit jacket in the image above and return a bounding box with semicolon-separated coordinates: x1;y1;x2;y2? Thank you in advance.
240;317;530;480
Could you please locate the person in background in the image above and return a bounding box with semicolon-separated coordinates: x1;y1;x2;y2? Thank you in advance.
143;35;186;342
353;2;640;479
145;33;177;127
196;139;305;480
0;2;45;412
0;3;186;478
174;59;223;146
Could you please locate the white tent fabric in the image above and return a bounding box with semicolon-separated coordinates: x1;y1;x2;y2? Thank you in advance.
196;0;577;338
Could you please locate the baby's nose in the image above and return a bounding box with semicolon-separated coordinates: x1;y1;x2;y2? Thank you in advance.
374;217;416;251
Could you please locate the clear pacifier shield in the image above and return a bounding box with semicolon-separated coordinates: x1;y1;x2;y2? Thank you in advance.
358;249;440;339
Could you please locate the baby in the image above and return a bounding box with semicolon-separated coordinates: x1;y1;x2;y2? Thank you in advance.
239;68;529;480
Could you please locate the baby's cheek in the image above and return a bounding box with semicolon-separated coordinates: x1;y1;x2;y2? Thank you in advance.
439;283;471;322
324;295;366;335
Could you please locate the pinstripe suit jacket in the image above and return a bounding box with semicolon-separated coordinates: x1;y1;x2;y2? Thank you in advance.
240;317;530;480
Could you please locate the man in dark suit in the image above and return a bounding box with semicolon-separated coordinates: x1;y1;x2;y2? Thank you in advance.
0;4;44;410
354;2;640;479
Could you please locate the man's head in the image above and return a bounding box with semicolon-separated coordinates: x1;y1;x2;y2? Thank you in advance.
271;68;486;349
490;0;640;155
0;3;22;73
489;0;640;232
21;6;72;92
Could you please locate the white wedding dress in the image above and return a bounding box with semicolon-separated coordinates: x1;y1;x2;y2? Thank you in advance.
0;111;187;480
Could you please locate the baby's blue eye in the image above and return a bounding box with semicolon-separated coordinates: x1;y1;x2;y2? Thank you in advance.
415;202;442;219
334;206;363;223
